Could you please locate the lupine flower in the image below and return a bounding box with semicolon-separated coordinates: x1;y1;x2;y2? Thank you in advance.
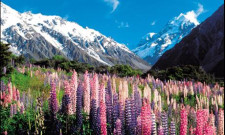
113;94;119;130
161;112;168;135
140;99;152;135
62;81;73;115
70;70;77;114
20;103;24;114
105;79;113;134
151;111;157;135
76;83;83;132
49;80;58;117
136;116;142;135
10;104;13;117
114;119;122;135
158;125;164;135
125;98;135;135
203;123;216;135
218;109;224;135
92;73;99;107
13;104;17;115
90;99;98;134
179;105;188;135
134;85;142;116
170;121;176;135
100;101;107;135
118;102;125;135
196;109;204;135
83;70;90;115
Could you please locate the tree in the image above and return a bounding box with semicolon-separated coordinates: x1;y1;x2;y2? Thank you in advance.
0;42;12;78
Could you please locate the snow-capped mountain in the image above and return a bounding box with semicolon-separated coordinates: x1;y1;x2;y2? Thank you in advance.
133;10;200;65
153;5;224;78
0;2;150;70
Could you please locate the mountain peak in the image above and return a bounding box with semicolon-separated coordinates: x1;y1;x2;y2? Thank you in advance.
133;9;199;65
1;2;150;70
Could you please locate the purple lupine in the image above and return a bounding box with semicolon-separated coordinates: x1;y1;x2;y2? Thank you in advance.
125;98;135;135
96;107;101;135
114;119;122;135
151;112;157;135
134;85;142;116
10;104;13;117
112;94;119;131
49;80;58;117
90;99;98;134
136;116;142;135
161;112;168;135
76;83;83;133
105;79;113;134
131;99;137;128
170;121;176;135
118;102;125;135
20;103;24;114
13;104;17;115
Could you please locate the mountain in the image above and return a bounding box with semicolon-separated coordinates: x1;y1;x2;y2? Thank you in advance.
133;9;200;65
0;2;150;71
153;5;224;78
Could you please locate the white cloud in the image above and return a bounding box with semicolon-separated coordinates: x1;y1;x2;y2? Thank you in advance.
104;0;120;13
196;3;204;16
150;21;156;26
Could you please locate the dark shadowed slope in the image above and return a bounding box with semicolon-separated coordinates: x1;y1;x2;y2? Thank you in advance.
152;5;224;78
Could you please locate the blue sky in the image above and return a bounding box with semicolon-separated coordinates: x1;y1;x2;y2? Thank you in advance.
2;0;224;49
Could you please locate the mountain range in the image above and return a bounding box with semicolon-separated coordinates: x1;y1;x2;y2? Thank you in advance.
0;2;150;71
133;9;200;65
153;5;224;78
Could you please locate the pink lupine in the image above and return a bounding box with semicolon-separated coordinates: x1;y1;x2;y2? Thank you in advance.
63;81;73;115
158;125;164;135
7;82;12;103
16;89;20;101
179;105;188;135
140;99;152;135
100;101;107;135
91;73;99;107
83;70;91;115
203;123;216;135
196;109;206;135
70;70;77;114
218;109;224;135
3;131;7;135
99;83;105;103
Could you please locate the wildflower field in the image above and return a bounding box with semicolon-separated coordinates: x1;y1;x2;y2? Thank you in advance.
0;65;224;135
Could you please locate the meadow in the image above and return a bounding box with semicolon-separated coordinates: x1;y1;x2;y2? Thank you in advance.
0;65;224;135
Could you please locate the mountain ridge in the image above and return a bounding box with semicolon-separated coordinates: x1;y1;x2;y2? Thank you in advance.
152;4;224;78
133;9;200;65
0;2;150;71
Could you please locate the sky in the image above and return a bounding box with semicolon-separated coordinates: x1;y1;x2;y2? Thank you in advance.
2;0;224;49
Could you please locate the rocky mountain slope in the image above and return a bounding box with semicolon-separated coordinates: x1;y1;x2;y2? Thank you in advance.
0;2;150;71
153;5;224;78
133;9;200;65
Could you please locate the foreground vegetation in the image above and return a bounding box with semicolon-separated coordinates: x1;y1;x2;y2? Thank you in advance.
0;42;224;134
0;65;224;134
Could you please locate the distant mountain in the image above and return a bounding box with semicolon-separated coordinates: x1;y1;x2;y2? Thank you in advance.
153;5;224;78
0;2;150;71
133;9;200;65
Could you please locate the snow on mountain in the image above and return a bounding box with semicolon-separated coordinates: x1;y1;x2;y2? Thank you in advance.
0;2;150;70
133;9;200;65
